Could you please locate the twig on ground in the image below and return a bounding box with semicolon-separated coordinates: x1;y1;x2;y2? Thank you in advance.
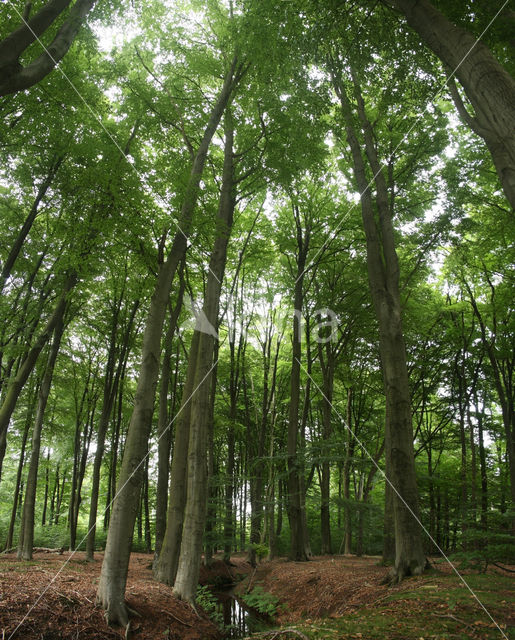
245;630;310;639
492;562;515;574
432;612;473;629
161;609;192;627
246;566;257;593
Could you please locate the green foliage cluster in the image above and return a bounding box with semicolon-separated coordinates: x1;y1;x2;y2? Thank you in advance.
241;585;280;618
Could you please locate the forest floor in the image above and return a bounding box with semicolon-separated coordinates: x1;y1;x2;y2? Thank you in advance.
0;551;513;640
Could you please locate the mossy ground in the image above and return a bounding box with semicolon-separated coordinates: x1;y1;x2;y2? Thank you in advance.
274;571;514;640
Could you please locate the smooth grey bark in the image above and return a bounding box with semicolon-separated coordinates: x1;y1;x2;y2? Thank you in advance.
153;331;200;585
0;156;64;293
249;313;279;566
96;61;243;626
17;311;65;560
4;382;36;551
387;0;515;209
86;297;139;560
287;204;311;562
333;67;426;581
154;275;185;560
0;274;76;480
173;111;236;605
0;0;97;96
223;332;239;563
464;281;515;526
317;341;336;555
343;389;354;555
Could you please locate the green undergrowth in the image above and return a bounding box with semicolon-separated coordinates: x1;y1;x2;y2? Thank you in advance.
241;585;281;617
276;572;514;640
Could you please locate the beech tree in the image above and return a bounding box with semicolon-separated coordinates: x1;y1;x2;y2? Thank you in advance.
0;0;98;96
0;0;513;633
384;0;515;210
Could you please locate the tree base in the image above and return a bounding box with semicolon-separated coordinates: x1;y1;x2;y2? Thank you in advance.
383;557;429;585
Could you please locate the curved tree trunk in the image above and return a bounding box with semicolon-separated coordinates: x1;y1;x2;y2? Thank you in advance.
96;62;242;626
153;332;200;585
333;66;426;581
154;276;184;560
173;111;236;605
287;204;311;562
86;297;139;561
0;0;98;96
388;0;515;209
17;311;65;560
0;156;63;294
0;274;76;480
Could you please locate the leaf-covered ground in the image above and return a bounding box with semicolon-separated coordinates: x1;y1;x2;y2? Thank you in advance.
0;552;513;639
246;555;515;639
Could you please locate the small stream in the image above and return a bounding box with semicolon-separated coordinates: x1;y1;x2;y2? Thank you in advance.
215;589;272;639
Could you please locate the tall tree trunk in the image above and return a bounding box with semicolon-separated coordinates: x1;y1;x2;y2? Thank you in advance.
287;206;311;562
5;383;36;550
97;61;242;626
318;343;335;555
204;351;219;567
343;389;354;555
153;332;200;585
388;0;515;209
86;297;139;560
173;111;236;605
0;156;64;293
41;448;50;526
154;279;184;560
0;0;98;96
465;284;515;529
0;275;76;479
333;67;426;581
476;393;488;534
18;312;65;560
223;337;237;562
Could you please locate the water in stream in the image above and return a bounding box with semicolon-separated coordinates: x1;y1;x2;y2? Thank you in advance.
216;590;271;639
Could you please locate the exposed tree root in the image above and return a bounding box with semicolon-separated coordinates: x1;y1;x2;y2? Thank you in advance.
382;557;428;586
245;629;310;640
98;596;130;628
492;561;515;573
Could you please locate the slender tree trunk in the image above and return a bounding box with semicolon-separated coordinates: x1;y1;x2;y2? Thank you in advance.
0;0;98;96
154;280;184;560
318;344;334;555
17;311;65;560
5;385;35;550
476;393;488;534
389;0;515;208
153;331;200;584
173;111;236;605
343;390;354;555
97;62;242;626
41;448;50;526
86;297;138;560
333;68;426;581
55;470;67;526
204;348;219;567
0;275;75;479
0;156;64;293
223;368;236;562
49;464;59;525
287;208;311;562
143;457;152;553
